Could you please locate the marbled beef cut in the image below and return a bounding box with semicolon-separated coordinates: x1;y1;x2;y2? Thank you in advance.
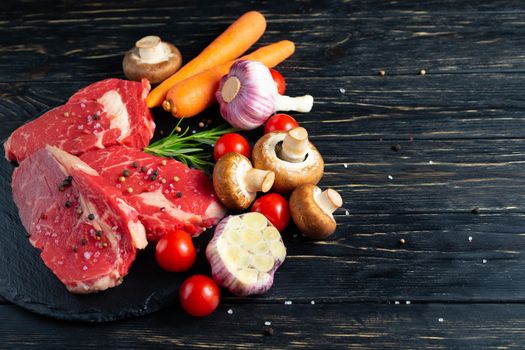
80;146;227;241
12;145;147;293
4;79;155;163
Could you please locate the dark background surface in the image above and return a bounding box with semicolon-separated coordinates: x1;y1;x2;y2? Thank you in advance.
2;0;525;348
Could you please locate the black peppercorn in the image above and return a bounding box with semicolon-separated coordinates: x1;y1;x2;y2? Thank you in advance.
140;166;147;173
132;162;138;168
391;144;401;152
64;201;72;208
263;327;274;336
95;230;102;237
122;169;130;177
88;213;95;220
176;192;183;198
81;238;87;246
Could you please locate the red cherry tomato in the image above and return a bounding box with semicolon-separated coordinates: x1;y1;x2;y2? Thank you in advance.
264;114;300;134
269;68;286;95
155;230;196;272
179;275;220;317
214;133;251;161
251;193;290;232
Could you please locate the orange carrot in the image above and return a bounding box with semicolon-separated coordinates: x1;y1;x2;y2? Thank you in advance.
162;40;295;119
146;11;266;108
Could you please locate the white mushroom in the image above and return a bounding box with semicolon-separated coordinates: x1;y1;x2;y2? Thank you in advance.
123;35;182;84
252;127;324;193
213;152;275;211
289;184;343;239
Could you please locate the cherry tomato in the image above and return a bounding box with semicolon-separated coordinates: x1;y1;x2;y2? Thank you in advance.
179;275;220;317
155;230;196;272
214;133;251;161
264;114;300;134
269;68;286;95
251;193;290;232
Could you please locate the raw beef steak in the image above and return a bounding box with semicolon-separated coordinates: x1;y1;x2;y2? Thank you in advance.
80;146;227;241
4;79;155;163
12;145;147;293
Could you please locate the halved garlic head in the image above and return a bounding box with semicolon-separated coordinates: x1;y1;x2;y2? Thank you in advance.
206;212;286;296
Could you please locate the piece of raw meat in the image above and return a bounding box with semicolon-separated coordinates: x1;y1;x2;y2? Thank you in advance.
4;78;155;163
80;146;227;241
12;145;147;293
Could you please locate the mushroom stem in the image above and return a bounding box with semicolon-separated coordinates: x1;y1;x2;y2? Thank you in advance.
243;168;275;193
314;188;343;214
221;77;242;103
136;36;165;64
279;127;309;163
274;94;313;113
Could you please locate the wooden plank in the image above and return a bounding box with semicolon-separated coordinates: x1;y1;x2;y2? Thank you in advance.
3;74;525;140
3;1;525;82
321;138;525;213
3;211;525;304
0;303;524;349
262;212;525;302
2;81;525;213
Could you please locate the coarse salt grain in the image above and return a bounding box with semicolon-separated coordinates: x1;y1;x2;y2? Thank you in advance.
388;175;393;180
339;88;346;94
311;300;315;305
345;210;349;216
438;318;444;322
468;236;473;242
429;160;433;164
82;265;88;271
406;301;411;305
483;259;487;264
343;163;348;168
284;300;292;305
394;301;400;305
264;321;271;326
227;309;233;315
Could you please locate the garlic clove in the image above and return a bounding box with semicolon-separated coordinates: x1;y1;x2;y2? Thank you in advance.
206;212;286;296
263;226;281;241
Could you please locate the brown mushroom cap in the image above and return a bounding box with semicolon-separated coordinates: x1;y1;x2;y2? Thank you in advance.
252;130;324;193
213;152;275;211
123;36;182;84
289;184;342;239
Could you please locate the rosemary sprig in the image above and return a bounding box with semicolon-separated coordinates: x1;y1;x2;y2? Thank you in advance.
144;119;237;171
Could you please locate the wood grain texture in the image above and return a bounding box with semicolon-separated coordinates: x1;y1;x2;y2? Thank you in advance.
3;82;525;214
5;75;525;139
1;303;525;349
2;0;525;347
2;1;525;82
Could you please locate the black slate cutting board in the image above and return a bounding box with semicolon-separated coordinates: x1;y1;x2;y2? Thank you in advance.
0;107;221;322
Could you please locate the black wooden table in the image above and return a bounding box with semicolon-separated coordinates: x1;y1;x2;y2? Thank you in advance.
3;0;525;348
